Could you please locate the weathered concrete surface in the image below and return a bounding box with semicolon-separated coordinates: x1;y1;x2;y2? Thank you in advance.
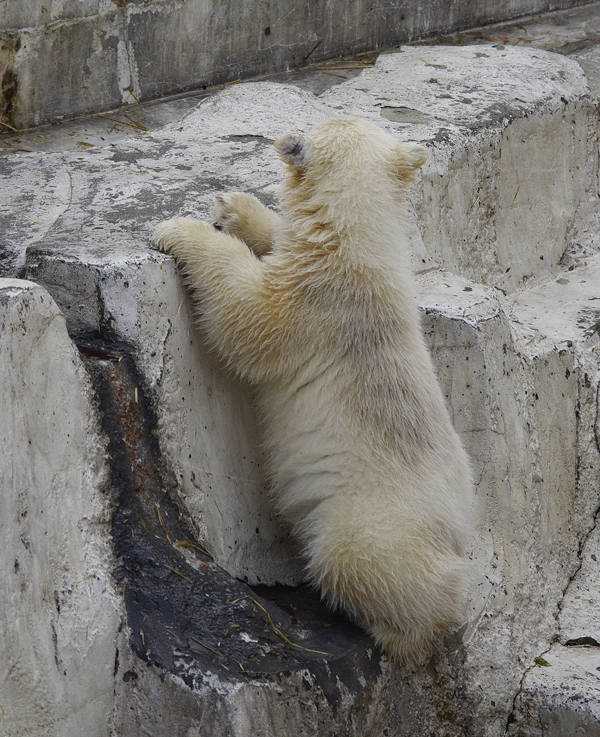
0;280;390;737
418;0;600;51
413;260;600;734
20;247;305;586
3;2;600;158
0;0;594;129
507;644;600;736
506;353;600;737
86;334;389;737
0;279;122;737
560;523;600;647
1;42;600;736
324;45;600;291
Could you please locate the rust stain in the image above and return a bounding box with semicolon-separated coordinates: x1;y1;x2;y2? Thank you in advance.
0;34;21;54
1;67;18;128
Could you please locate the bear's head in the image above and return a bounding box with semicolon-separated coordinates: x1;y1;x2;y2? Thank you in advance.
275;117;427;203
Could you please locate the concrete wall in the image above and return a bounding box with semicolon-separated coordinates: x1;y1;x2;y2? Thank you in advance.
0;0;592;130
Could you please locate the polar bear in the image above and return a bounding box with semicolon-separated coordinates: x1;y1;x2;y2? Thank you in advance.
153;117;472;669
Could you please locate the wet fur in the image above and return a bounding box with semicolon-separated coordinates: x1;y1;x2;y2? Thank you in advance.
154;118;472;669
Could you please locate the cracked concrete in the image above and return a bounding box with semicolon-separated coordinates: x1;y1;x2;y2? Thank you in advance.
502;257;600;734
1;11;600;737
506;644;600;735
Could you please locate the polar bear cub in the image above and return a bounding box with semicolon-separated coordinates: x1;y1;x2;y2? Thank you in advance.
154;117;472;669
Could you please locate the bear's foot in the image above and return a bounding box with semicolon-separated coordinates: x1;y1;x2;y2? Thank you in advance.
369;620;444;672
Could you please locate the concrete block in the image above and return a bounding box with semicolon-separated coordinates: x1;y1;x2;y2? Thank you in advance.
506;644;600;736
415;271;590;733
22;247;304;585
496;257;600;735
0;278;122;737
322;45;600;291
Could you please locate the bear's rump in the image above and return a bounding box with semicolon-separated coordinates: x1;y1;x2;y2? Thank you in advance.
301;492;469;630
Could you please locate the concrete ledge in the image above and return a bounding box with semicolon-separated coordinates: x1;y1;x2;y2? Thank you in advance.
322;45;600;290
508;644;600;736
4;44;598;284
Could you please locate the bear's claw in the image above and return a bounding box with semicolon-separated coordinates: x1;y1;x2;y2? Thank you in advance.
152;220;179;253
212;193;238;232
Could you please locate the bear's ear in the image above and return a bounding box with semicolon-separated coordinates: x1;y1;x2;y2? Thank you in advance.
393;143;427;183
397;142;428;169
392;143;427;184
275;134;313;168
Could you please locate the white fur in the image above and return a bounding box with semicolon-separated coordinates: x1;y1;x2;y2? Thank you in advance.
153;118;472;669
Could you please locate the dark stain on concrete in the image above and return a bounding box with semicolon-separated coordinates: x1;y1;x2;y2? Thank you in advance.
380;105;433;124
76;333;384;711
222;134;275;143
577;308;600;338
1;67;18;126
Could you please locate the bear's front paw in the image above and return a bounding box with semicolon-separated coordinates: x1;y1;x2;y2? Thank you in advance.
212;193;247;233
153;219;184;253
212;192;277;257
152;217;212;254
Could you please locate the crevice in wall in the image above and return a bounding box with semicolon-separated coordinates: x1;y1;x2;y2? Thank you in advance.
555;368;600;626
503;655;540;736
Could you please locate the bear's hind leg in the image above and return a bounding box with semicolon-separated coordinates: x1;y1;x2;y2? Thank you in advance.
213;192;281;257
304;496;468;671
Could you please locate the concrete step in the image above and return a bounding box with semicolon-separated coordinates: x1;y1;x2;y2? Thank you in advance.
1;38;600;737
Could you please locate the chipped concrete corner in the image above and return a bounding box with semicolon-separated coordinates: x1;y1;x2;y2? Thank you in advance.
1;37;600;737
0;0;595;130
